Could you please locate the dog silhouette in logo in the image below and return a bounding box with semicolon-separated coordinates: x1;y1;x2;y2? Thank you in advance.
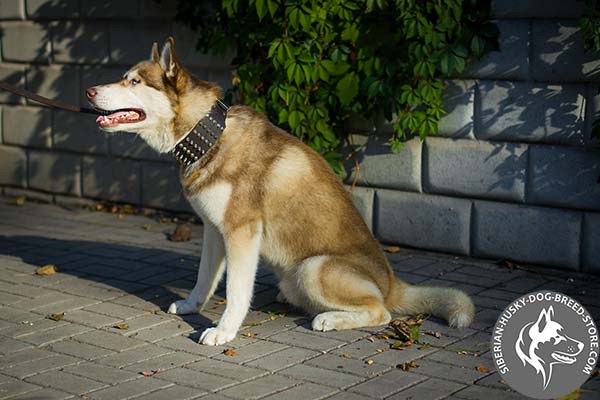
515;306;584;389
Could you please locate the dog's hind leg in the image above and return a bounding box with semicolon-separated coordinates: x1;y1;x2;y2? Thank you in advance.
168;222;225;315
297;256;391;331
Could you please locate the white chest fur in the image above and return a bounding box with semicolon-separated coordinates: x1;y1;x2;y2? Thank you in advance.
187;182;232;230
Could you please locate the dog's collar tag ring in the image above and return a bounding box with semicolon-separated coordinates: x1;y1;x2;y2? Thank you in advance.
170;100;228;166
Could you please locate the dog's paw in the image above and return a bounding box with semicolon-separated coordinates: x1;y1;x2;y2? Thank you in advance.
167;299;197;315
312;313;338;332
199;327;236;346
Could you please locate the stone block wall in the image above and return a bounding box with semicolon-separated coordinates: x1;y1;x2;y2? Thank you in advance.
0;0;599;272
345;0;600;273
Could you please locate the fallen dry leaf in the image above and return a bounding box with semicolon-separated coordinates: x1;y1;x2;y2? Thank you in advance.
365;359;374;365
384;246;402;253
423;330;442;339
215;300;227;305
376;348;384;353
243;321;264;327
475;365;490;373
341;353;352;359
48;313;64;321
142;224;153;230
366;337;375;343
169;224;193;242
36;264;58;275
15;196;26;206
223;348;237;357
592;370;599;377
398;360;419;371
269;315;277;321
113;323;129;330
140;368;164;377
497;259;517;270
456;351;468;355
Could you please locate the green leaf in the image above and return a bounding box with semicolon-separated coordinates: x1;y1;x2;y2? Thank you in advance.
322;60;350;76
336;72;359;106
267;0;278;17
255;0;267;21
288;110;304;129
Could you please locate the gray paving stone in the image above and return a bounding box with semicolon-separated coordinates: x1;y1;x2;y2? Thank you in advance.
83;302;146;320
305;353;390;377
376;190;472;255
187;358;267;381
280;364;365;389
245;346;320;372
133;320;195;342
95;344;172;368
73;330;146;352
387;377;466;400
7;387;73;400
1;354;80;379
210;340;288;363
262;382;338;400
62;309;122;328
438;80;475;139
123;351;199;373
423;137;527;202
156;367;237;392
85;377;173;400
348;369;427;398
46;339;115;360
217;374;296;399
64;362;139;384
529;145;600;211
20;323;91;346
426;350;495;370
267;330;346;352
410;359;492;384
452;384;528;400
133;384;204;400
472;200;581;270
326;392;373;400
25;370;106;395
0;348;54;370
0;377;41;399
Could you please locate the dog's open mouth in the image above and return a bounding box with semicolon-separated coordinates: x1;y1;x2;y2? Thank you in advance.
94;108;146;128
552;351;577;364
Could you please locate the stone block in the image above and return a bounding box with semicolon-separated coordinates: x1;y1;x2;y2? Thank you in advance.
26;66;80;106
473;200;581;269
343;133;422;192
0;0;24;19
53;109;108;154
0;64;25;104
2;106;51;147
438;80;475;138
80;0;138;18
582;212;600;273
109;21;172;65
0;145;26;186
139;0;177;18
172;24;234;69
51;21;109;64
491;0;585;18
346;185;374;232
423;137;527;202
0;21;49;62
466;20;529;80
28;150;81;195
141;162;191;212
82;155;140;204
529;145;600;211
375;190;472;255
477;80;586;145
26;0;80;19
532;21;600;82
109;133;166;161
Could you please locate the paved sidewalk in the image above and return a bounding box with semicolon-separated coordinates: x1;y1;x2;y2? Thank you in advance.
0;196;598;400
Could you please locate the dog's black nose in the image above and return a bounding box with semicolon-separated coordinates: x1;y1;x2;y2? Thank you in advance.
86;87;97;99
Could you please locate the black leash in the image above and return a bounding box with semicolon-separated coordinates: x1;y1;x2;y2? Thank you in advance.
0;81;98;114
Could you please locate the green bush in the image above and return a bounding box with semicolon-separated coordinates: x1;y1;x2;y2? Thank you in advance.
176;0;498;174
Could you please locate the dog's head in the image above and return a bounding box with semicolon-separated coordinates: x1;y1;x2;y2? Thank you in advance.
515;306;584;389
86;38;220;153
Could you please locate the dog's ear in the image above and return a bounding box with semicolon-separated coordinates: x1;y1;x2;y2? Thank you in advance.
160;37;181;79
535;307;552;333
151;42;160;63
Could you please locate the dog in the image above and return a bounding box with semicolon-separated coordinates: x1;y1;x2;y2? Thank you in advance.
86;37;475;345
515;306;584;389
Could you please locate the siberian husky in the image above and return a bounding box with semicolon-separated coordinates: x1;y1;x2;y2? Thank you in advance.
86;38;475;345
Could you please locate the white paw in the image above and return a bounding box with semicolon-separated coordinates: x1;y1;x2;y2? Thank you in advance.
167;299;198;315
199;327;236;345
312;313;338;332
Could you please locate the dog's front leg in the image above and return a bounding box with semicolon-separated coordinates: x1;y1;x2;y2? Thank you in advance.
168;222;226;315
200;222;261;346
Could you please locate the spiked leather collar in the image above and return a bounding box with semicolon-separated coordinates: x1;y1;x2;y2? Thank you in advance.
170;100;229;166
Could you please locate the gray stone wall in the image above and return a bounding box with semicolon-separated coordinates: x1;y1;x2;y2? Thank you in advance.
0;0;599;272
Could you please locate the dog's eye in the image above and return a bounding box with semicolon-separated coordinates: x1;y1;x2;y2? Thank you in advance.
130;78;140;86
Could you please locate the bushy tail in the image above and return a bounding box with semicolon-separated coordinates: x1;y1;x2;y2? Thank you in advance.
387;279;475;328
